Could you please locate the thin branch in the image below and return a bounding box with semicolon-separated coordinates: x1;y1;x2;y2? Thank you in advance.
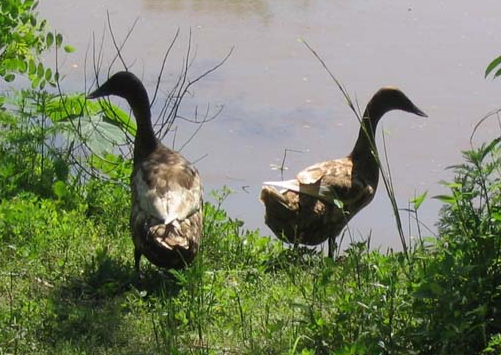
178;104;211;151
176;104;224;124
470;107;501;145
106;12;139;74
150;28;180;107
192;153;208;164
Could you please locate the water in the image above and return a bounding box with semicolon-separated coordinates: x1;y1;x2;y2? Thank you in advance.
39;0;501;249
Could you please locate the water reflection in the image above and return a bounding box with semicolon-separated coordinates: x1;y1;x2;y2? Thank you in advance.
143;0;273;21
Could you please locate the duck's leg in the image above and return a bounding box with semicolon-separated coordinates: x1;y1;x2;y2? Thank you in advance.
327;236;336;259
134;248;142;273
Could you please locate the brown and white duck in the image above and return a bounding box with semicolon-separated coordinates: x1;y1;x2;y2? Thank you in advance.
87;71;203;271
260;87;427;253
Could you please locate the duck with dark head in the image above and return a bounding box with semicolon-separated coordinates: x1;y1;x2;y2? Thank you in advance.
87;71;203;272
260;87;427;256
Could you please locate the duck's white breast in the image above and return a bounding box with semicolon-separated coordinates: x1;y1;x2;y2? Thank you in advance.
132;163;202;226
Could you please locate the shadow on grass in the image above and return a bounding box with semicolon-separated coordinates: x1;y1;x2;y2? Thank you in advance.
44;248;184;351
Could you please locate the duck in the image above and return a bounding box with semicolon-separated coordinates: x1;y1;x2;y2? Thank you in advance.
260;87;427;255
87;71;203;272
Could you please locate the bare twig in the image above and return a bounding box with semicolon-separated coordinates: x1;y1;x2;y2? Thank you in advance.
151;28;180;107
51;18;229;184
470;108;501;145
272;148;304;180
106;11;139;74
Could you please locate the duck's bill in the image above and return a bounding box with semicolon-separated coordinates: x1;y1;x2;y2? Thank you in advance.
413;105;428;118
86;89;101;100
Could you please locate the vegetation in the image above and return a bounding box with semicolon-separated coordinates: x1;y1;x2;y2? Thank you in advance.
1;102;501;355
0;0;73;90
1;5;501;355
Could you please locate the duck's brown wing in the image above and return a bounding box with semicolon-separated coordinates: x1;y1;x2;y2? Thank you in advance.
295;159;367;204
260;185;347;245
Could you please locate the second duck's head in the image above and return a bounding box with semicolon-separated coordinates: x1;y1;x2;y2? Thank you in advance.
365;86;428;120
87;71;149;106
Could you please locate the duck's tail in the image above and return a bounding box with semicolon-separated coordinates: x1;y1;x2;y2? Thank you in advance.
150;223;190;250
260;186;293;212
260;186;301;243
149;211;202;251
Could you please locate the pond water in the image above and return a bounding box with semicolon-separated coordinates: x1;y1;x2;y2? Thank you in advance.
40;0;501;250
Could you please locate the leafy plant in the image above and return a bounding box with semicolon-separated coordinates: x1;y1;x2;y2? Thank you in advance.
0;0;73;89
411;137;501;354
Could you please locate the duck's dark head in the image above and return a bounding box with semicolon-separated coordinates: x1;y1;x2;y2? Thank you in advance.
365;86;428;119
87;71;148;105
351;86;427;161
87;71;155;155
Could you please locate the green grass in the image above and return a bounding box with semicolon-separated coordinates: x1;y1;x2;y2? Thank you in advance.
1;142;501;355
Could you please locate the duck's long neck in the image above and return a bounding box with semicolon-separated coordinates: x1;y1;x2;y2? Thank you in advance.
128;89;157;163
349;101;387;176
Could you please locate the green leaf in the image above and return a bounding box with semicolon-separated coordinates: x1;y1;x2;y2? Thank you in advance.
4;74;15;82
18;59;27;73
53;180;68;199
491;212;501;222
46;32;54;47
37;62;44;78
28;59;36;75
31;76;40;89
56;33;63;47
485;54;501;78
3;59;16;71
410;190;428;211
88;153;132;180
101;104;137;136
481;137;501;159
43;94;84;122
63;45;75;53
433;194;456;204
60;114;128;156
44;67;52;81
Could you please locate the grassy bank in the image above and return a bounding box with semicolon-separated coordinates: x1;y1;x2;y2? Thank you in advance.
1;106;501;354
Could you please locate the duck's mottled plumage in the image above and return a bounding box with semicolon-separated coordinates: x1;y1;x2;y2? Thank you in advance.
87;71;202;271
260;87;427;248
